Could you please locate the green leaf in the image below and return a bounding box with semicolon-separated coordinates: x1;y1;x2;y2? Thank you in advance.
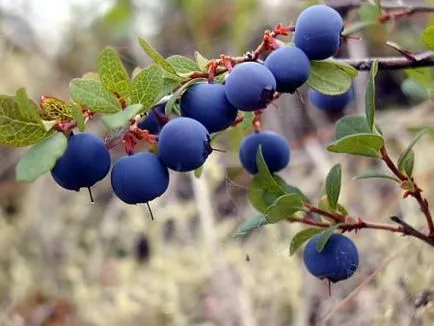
366;60;379;132
232;214;268;238
318;195;348;216
326;164;342;210
138;37;177;75
0;96;51;147
70;104;85;131
342;21;378;36
159;77;182;98
130;64;164;110
353;172;400;183
249;174;306;213
69;79;121;113
16;132;67;182
102;104;143;130
265;194;305;224
255;145;287;194
165;78;206;114
194;165;204;178
405;68;434;90
316;225;342;253
98;47;131;98
335;116;372;139
359;3;381;22
375;0;382;15
324;59;358;79
166;55;200;74
327;133;384;158
289;227;324;256
397;128;428;176
194;51;209;72
422;26;434;50
16;88;43;125
307;61;352;95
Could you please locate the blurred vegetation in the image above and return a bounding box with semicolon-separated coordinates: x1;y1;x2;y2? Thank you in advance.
1;0;434;325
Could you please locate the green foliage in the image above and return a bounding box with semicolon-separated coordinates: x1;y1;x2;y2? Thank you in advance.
194;51;209;72
69;79;121;113
130;64;164;107
265;194;305;224
232;214;268;238
98;47;131;98
248;174;288;213
326;164;342;210
354;172;400;183
358;3;381;22
166;55;200;75
70;104;85;132
397;129;428;177
254;146;287;197
366;60;379;132
306;61;354;95
289;228;324;256
421;26;434;50
16;132;67;182
327;133;384;158
335;116;372;139
102;104;143;130
138;37;177;75
0;95;52;147
165;78;206;114
315;226;341;253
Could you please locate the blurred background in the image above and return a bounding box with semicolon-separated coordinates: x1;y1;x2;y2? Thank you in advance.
1;0;434;325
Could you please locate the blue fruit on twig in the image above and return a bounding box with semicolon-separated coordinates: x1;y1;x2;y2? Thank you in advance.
294;5;344;60
51;132;111;191
180;83;238;133
111;152;169;205
224;62;276;111
239;131;290;174
264;46;311;93
303;233;359;283
158;117;211;172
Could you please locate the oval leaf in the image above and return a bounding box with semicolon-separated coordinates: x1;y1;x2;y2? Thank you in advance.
316;225;342;253
307;61;352;95
289;227;324;256
102;104;143;130
353;171;400;183
98;47;131;98
397;128;428;177
336;116;372;139
138;37;177;75
16;132;67;182
265;194;305;224
366;60;379;132
69;79;121;113
327;133;384;158
232;215;268;238
255;146;287;197
130;64;164;109
326;164;342;210
167;55;200;74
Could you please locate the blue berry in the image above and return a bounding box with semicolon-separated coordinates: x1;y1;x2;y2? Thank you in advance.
239;131;290;174
137;103;166;134
180;83;238;133
111;152;169;204
294;5;344;60
309;86;354;112
264;46;311;93
303;233;359;283
51;132;111;191
158;117;211;172
224;62;276;111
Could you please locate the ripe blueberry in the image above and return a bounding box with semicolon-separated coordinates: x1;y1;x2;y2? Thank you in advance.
137;103;166;134
224;62;276;111
294;5;344;60
303;233;359;283
51;132;111;191
264;46;311;93
180;83;238;133
158;117;211;172
239;131;290;174
309;86;354;112
111;152;169;204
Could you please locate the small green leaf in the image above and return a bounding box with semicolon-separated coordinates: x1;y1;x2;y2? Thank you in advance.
255;145;287;195
16;132;67;182
307;61;352;95
194;51;209;72
265;194;305;224
16;88;43;125
290;227;324;256
232;214;268;238
159;77;182;98
0;96;52;147
354;172;400;183
397;128;428;176
342;21;378;36
366;60;379;132
326;164;342;210
69;79;121;113
102;104;143;130
249;175;306;213
167;55;200;74
359;3;381;22
336;116;372;139
327;133;384;158
316;225;342;253
130;64;164;110
165;78;206;114
70;104;85;131
98;47;131;98
422;26;434;50
138;37;177;75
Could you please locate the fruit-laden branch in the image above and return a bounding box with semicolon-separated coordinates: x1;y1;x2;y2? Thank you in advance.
336;51;434;71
